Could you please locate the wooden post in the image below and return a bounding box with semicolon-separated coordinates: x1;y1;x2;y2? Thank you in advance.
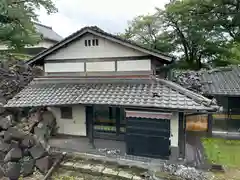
116;107;121;136
86;106;95;148
178;112;186;159
207;114;213;137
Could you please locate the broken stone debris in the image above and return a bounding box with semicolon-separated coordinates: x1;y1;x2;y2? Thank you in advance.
4;147;22;162
4;127;25;142
160;163;209;180
21;135;35;149
36;156;53;174
0;116;13;130
21;156;35;177
0;109;58;179
98;148;121;156
0;138;11;153
4;161;21;180
29;143;47;160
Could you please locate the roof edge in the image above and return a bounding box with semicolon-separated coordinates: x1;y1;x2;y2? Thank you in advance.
153;77;217;108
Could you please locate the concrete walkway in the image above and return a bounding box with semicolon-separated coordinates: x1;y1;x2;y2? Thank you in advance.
186;132;210;169
49;136;169;170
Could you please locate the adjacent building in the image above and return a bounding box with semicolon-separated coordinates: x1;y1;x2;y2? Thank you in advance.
0;23;62;56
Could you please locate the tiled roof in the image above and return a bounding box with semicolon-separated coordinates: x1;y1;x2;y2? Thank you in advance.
201;66;240;96
5;77;217;111
35;23;63;42
26;26;174;65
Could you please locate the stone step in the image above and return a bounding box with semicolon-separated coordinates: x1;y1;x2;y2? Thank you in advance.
60;161;144;180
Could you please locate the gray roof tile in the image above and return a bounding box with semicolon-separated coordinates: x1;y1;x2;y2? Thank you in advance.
201;66;240;96
35;23;63;42
5;77;217;111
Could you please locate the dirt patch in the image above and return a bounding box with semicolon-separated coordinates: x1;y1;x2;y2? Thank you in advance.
213;168;240;180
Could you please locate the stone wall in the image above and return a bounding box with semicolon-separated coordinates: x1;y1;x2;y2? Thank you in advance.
0;108;56;179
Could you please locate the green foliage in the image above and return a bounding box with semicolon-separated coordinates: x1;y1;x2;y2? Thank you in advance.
123;0;240;70
0;0;57;51
53;175;76;180
202;137;240;167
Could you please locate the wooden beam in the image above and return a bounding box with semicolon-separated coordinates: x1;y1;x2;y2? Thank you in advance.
178;112;186;159
86;106;95;148
116;107;121;136
207;114;213;137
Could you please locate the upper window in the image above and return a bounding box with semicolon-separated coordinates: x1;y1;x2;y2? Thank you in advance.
88;40;91;46
84;39;99;47
60;107;73;119
95;39;99;46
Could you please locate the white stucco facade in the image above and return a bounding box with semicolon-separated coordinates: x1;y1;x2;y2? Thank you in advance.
117;59;151;71
44;62;85;73
49;105;86;136
170;112;179;147
46;33;146;60
86;61;115;72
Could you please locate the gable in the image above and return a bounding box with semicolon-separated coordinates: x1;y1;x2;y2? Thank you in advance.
45;33;146;60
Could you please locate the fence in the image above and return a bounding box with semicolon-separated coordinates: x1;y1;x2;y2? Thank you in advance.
186;112;240;132
186;114;208;131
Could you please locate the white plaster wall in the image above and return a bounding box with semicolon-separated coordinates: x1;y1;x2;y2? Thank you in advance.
86;61;115;72
48;105;86;136
46;33;146;60
117;59;151;71
44;62;84;72
170;112;179;147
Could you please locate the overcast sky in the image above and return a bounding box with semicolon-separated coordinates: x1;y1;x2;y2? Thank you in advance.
38;0;169;38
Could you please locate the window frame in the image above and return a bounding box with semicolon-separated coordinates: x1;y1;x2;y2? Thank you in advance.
95;39;99;46
60;107;73;119
84;40;88;46
92;39;96;46
88;40;91;46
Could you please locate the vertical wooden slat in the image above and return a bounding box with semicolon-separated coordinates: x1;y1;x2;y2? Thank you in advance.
178;112;186;159
116;107;120;136
86;106;94;147
207;114;213;136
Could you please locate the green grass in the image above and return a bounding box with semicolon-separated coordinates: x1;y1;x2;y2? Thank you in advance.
202;138;240;168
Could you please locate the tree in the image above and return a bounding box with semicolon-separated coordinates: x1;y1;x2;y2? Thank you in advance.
123;14;175;54
0;0;57;51
123;0;240;70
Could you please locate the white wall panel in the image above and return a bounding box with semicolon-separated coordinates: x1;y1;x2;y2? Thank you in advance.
117;59;151;71
46;33;146;60
86;61;115;72
170;112;179;147
44;62;84;72
49;105;86;136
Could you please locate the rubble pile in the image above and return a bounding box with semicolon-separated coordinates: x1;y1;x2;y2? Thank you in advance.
160;163;209;180
171;70;202;93
0;61;43;115
0;109;57;179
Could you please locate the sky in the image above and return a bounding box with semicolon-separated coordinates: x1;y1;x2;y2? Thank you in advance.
38;0;170;38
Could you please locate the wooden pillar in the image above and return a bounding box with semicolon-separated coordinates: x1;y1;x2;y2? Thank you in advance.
207;114;213;137
178;112;186;159
116;107;121;136
86;106;95;148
